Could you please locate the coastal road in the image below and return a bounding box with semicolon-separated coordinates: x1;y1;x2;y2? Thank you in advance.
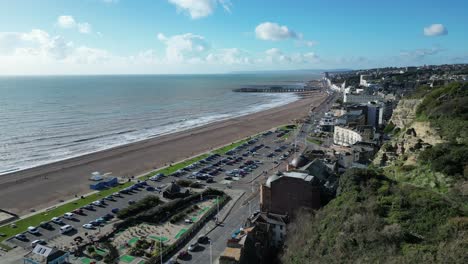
177;194;260;264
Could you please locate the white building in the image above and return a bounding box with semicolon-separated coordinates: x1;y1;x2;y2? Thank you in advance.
344;92;383;104
334;125;374;147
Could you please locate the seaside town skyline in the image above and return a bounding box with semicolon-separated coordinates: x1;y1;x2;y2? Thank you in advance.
0;0;467;75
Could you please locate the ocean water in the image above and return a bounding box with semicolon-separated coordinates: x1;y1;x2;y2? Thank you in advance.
0;73;318;175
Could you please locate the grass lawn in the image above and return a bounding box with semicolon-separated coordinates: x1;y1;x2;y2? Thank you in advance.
212;139;248;155
0;181;133;245
149;235;169;242
174;228;188;239
128;237;139;246
142;154;209;180
307;137;323;145
120;255;136;263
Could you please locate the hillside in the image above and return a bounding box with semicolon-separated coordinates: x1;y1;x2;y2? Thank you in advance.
281;83;468;263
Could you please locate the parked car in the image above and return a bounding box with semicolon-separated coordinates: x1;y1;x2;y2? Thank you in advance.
197;236;209;243
92;201;102;206
27;226;39;234
31;239;46;247
146;186;155;191
59;225;73;234
51;217;64;225
63;213;74;219
188;242;199;252
89;220;100;226
39;222;52;229
15;234;27;241
184;219;193;224
82;224;94;229
178;250;190;259
111;208;120;214
128;200;136;205
83;204;94;210
102;213;114;221
72;209;83;215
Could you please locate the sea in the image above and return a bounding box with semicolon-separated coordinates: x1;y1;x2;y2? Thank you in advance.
0;73;320;175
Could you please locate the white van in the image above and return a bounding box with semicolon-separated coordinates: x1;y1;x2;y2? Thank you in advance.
60;224;73;234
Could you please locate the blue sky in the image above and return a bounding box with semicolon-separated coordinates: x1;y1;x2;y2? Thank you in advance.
0;0;466;74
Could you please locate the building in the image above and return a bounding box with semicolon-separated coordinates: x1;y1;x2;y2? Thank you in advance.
24;245;69;264
366;101;385;128
162;182;189;199
318;112;335;132
344;92;384;104
247;212;288;248
333;125;374;147
260;171;321;215
89;177;118;190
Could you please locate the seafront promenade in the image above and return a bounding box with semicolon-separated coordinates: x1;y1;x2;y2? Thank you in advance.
0;91;327;217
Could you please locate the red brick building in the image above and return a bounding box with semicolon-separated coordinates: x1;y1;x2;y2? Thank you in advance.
260;171;321;216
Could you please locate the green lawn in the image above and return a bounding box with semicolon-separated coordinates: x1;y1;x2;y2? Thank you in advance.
0;181;133;245
174;228;188;239
212;139;248;155
120;255;136;263
142;154;209;180
307;137;323;145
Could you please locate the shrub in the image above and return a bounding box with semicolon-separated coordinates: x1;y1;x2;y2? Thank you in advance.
117;195;162;219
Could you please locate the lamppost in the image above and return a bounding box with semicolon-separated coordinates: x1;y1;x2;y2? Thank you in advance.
209;240;213;264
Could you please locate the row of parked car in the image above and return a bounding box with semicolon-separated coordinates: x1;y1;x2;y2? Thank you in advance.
14;193;127;246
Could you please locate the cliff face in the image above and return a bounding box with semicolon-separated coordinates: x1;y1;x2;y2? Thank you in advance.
389;99;421;129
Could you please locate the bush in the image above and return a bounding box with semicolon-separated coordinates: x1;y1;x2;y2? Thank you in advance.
176;180;193;187
117;195;162;219
281;169;467;264
419;143;468;179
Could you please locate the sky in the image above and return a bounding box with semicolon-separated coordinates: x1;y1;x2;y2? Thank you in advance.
0;0;467;75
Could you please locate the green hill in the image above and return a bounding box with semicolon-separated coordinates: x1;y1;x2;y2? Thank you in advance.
281;83;468;263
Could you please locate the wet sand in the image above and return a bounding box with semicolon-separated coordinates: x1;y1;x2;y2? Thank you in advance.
0;92;327;216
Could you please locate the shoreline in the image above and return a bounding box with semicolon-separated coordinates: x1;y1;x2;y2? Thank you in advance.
0;92;300;176
0;91;327;216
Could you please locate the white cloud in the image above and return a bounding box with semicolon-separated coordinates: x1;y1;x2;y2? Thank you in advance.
424;24;448;37
206;48;251;64
57;16;76;28
255;22;299;41
57;15;93;34
0;29;73;59
264;48;319;64
304;40;318;47
157;32;210;63
168;0;231;19
77;23;92;34
400;47;443;60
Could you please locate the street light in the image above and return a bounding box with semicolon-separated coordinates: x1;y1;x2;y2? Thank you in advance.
209;239;213;264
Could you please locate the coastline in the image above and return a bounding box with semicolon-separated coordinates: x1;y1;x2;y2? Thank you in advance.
0;91;327;216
